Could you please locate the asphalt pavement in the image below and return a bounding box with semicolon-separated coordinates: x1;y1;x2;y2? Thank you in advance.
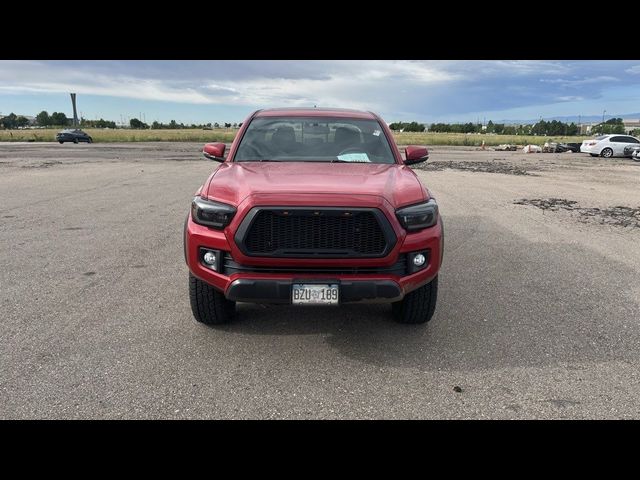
1;142;639;419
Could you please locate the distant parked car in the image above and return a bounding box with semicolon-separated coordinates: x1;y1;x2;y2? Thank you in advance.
56;129;92;144
558;142;581;153
626;145;640;161
542;141;580;153
623;144;640;157
580;134;640;158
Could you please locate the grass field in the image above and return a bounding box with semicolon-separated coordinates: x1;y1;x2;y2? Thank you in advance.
391;132;590;147
0;128;237;143
0;128;589;147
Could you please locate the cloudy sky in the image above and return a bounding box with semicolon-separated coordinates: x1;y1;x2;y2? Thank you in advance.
1;60;639;124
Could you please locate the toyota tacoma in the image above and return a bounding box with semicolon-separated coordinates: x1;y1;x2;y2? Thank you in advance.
184;108;443;324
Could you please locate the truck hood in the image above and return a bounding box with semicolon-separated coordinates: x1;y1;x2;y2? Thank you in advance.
204;162;427;208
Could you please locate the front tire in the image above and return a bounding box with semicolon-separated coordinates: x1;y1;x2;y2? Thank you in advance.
73;138;78;144
601;148;613;158
58;141;64;144
392;276;438;324
189;273;235;324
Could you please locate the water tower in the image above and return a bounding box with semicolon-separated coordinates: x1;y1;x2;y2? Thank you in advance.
70;93;78;127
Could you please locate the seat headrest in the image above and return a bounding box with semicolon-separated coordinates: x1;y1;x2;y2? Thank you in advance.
334;126;361;146
272;126;295;144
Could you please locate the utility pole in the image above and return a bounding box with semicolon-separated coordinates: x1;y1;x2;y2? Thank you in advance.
602;110;606;134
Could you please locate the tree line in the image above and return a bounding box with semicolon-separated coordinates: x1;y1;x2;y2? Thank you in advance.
588;118;626;135
1;110;244;130
4;110;633;136
146;120;242;130
396;117;630;136
426;119;581;136
388;121;426;132
1;111;68;129
0;113;31;129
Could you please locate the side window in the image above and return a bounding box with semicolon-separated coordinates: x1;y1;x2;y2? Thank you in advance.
609;136;624;143
624;137;639;144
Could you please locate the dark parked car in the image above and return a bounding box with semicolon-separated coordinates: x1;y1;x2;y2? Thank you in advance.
624;144;640;158
558;142;581;153
542;141;581;153
56;129;92;144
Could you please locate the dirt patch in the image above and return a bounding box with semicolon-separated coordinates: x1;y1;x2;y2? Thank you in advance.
415;160;534;176
514;198;640;228
513;198;577;211
21;161;63;169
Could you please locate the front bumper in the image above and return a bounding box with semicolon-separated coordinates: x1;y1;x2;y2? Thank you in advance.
185;212;443;304
226;278;403;303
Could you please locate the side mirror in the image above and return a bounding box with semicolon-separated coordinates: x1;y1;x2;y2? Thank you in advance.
203;142;226;162
404;145;429;165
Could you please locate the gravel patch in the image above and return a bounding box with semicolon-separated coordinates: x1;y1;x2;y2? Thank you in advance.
415;160;534;176
514;198;640;228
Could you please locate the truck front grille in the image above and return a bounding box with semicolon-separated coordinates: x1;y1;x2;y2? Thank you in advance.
236;207;395;258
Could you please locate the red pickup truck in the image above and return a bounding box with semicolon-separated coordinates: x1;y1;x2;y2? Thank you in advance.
184;108;443;324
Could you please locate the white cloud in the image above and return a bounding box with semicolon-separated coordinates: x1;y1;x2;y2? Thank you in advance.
1;60;639;121
556;96;585;102
541;76;619;85
0;60;458;110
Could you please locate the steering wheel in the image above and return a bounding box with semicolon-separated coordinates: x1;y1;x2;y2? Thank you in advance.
336;146;366;156
239;141;270;160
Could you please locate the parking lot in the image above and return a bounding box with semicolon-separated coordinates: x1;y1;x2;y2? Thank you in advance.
1;142;640;419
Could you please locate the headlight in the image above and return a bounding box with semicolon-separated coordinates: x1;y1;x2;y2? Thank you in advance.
396;198;438;231
191;196;236;229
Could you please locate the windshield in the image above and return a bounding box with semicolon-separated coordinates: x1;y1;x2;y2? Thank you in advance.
234;116;396;164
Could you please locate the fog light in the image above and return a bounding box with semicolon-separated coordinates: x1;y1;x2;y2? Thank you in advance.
203;251;217;267
413;253;426;267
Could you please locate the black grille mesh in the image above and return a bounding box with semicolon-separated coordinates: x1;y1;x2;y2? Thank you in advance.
244;210;387;255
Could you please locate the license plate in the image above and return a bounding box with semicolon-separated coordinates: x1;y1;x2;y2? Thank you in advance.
292;284;339;305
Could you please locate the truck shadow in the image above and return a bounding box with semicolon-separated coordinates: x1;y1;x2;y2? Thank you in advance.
211;215;640;372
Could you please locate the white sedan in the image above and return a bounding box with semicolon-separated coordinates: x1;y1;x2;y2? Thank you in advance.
580;134;640;158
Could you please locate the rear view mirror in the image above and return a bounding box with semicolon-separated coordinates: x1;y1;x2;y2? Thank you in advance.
203;142;226;162
404;145;429;165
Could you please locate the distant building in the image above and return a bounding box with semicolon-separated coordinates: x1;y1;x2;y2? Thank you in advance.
579;123;594;135
623;119;640;134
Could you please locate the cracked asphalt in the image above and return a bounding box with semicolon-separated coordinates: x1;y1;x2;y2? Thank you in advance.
1;142;640;419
